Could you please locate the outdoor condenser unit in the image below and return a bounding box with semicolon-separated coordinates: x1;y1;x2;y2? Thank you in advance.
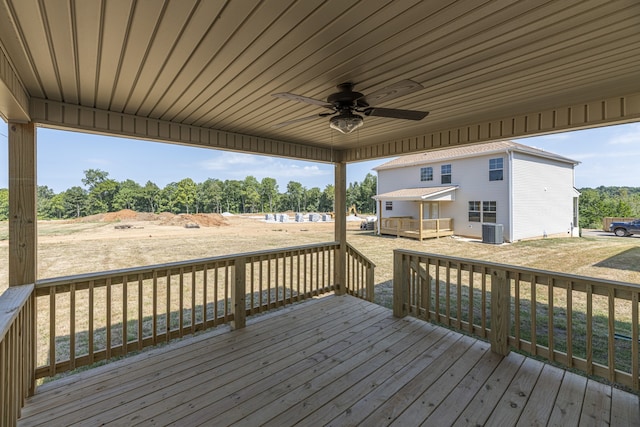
482;223;504;244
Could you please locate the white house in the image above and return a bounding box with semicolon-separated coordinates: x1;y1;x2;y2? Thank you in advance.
373;141;580;242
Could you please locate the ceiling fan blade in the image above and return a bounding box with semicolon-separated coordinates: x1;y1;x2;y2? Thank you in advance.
272;113;332;128
364;107;429;121
272;92;332;108
362;79;424;106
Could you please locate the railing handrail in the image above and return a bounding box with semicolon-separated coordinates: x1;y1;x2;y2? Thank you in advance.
0;284;34;341
393;248;640;391
36;241;340;291
346;243;376;268
394;249;640;293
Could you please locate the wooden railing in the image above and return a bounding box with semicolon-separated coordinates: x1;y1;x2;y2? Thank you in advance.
380;217;453;240
0;284;35;426
393;249;640;391
33;242;343;379
345;243;376;302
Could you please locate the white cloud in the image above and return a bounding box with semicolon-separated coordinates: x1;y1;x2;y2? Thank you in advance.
198;152;331;187
607;123;640;145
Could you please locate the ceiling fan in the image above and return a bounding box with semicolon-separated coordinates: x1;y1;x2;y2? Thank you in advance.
272;79;429;134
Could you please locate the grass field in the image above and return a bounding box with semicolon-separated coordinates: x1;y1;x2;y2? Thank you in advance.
2;215;639;297
2;214;640;379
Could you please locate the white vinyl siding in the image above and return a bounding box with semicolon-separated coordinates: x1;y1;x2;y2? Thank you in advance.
511;152;576;241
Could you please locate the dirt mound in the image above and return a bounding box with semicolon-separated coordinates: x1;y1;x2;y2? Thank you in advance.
74;209;228;227
103;209;138;222
158;213;228;227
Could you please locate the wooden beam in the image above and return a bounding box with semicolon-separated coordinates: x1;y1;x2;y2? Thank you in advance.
29;98;335;163
334;162;346;295
231;258;246;330
8;122;37;286
0;47;30;122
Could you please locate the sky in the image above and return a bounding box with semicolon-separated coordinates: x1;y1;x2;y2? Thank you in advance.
1;121;639;193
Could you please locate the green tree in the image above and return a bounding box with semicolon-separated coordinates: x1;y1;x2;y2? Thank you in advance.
242;176;261;213
159;182;179;213
222;180;242;213
0;188;8;220
113;179;142;211
319;184;334;212
198;178;224;213
176;178;197;214
141;181;160;213
285;181;304;212
64;186;88;218
260;177;279;212
37;185;56;219
48;193;66;219
305;187;321;212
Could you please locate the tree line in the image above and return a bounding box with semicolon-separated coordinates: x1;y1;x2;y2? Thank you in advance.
0;169;378;220
577;186;640;229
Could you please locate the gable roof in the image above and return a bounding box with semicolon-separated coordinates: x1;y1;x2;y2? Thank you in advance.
373;140;579;171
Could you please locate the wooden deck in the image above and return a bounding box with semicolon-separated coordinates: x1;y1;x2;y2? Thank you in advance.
18;294;639;426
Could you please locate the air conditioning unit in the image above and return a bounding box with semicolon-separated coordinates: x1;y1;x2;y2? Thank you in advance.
482;223;504;244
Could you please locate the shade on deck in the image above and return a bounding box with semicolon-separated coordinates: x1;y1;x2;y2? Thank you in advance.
18;294;639;426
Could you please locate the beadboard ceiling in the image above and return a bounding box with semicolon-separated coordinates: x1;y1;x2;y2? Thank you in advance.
1;0;639;162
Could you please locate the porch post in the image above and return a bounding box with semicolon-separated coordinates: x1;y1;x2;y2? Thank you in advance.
8;122;37;286
490;268;510;356
377;200;382;235
419;203;424;240
334;161;346;295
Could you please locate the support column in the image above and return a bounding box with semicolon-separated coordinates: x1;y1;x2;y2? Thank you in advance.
8;122;37;286
334;161;346;295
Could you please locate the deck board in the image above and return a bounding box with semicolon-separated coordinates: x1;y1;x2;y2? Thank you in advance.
19;294;639;427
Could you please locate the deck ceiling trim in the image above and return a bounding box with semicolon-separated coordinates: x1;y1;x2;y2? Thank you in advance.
343;92;640;162
29;98;339;163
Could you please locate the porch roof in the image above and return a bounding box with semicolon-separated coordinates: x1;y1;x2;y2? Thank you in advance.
373;186;458;201
1;1;640;162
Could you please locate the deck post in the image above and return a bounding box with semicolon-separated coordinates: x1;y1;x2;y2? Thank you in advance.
334;161;346;295
231;258;246;329
8;122;37;287
490;268;510;355
393;250;409;317
419;203;424;240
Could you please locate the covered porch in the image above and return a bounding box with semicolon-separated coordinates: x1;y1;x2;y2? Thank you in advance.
2;1;640;426
16;294;640;426
374;186;457;240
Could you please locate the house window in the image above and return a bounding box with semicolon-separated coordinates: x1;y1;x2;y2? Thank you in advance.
468;201;481;222
483;201;497;223
441;164;452;184
420;167;433;181
385;201;393;211
489;158;503;181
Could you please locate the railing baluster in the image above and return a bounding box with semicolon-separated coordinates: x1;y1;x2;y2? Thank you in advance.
88;280;94;363
191;266;196;335
122;277;127;356
179;268;184;338
633;291;639;390
166;272;171;343
608;287;615;382
547;277;554;362
49;287;55;377
70;283;76;370
566;281;573;368
468;266;474;334
138;274;143;351
587;283;593;375
106;277;112;360
152;271;157;346
457;263;462;329
530;276;537;356
514;273;520;350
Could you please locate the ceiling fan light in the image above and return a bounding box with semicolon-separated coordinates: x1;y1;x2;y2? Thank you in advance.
329;113;364;134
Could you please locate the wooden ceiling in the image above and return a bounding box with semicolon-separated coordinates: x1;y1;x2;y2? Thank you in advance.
1;0;639;163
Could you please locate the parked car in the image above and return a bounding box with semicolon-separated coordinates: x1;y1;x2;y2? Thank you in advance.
609;219;640;237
